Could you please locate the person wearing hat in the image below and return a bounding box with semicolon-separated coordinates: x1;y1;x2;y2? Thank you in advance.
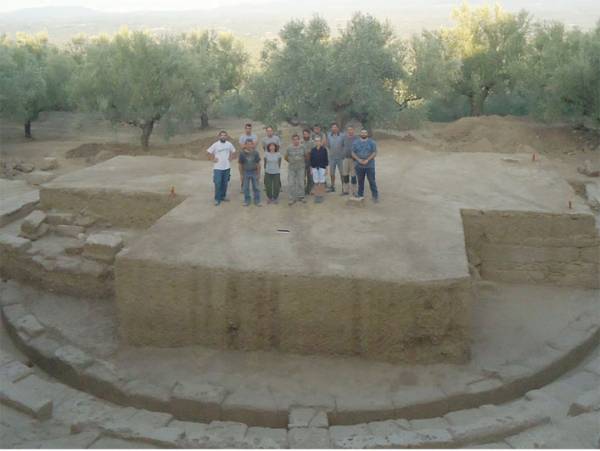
352;129;379;203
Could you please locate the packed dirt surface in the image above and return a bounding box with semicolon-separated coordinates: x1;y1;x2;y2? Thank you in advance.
1;112;598;185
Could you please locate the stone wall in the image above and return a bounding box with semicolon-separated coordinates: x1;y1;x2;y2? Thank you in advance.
462;210;599;288
115;255;473;364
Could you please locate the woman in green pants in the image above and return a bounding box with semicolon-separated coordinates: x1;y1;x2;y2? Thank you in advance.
264;142;282;204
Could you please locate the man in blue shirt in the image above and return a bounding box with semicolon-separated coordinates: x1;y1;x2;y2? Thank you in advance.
351;129;379;203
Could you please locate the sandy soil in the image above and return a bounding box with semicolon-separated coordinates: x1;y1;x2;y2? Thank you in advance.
1;112;598;185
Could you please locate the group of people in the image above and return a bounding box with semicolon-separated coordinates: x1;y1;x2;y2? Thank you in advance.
206;122;379;207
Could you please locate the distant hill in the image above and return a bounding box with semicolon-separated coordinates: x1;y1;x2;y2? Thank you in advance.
1;0;598;56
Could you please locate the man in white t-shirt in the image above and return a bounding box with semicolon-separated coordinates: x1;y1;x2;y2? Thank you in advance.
207;130;236;206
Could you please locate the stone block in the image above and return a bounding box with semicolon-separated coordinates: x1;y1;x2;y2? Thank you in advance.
104;423;184;448
25;170;55;186
243;427;288;448
287;427;330;449
391;385;449;418
221;387;286;427
568;390;600;416
386;428;455;448
18;431;99;449
14;162;35;173
0;380;53;419
83;233;124;263
27;334;62;366
186;421;248;448
75;215;98;228
368;419;410;436
81;361;127;404
20;210;48;240
40;157;58;171
2;303;27;325
288;406;329;428
0;234;31;253
410;416;450;430
14;314;45;339
0;360;33;383
122;379;170;411
54;345;94;370
331;391;396;425
128;408;173;428
46;211;75;225
90;436;159;448
448;412;550;446
54;224;86;238
330;424;374;448
170;380;226;422
444;407;487;427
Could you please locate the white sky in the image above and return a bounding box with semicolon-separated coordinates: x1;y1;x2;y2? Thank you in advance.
0;0;278;13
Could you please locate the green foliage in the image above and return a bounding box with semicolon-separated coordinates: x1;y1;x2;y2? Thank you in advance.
513;20;600;129
0;33;75;137
247;13;408;129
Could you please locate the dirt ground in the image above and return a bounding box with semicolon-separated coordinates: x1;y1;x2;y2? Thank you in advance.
0;112;598;185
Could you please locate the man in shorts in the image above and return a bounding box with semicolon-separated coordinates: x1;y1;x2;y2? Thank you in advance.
341;125;358;196
326;122;344;192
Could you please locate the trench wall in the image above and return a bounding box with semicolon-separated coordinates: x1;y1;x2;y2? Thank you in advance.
115;256;473;364
40;187;185;229
462;210;599;289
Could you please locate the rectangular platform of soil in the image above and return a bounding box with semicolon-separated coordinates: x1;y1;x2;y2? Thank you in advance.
39;156;208;228
56;151;597;363
115;194;474;364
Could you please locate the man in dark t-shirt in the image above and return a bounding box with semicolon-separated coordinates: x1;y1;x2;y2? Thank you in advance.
238;140;262;207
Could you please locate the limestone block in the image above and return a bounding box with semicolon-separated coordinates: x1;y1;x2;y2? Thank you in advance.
81;361;127;403
0;234;31;253
46;211;75;225
104;423;184;448
170;381;227;422
368;419;410;436
243;427;288;448
386;428;454;448
221;387;285;427
0;361;33;383
287;427;330;449
25;171;55;186
330;424;373;448
20;210;48;240
54;224;85;238
90;437;158;449
568;390;600;416
0;381;53;419
585;182;600;208
40;157;58;171
128;409;173;428
331;391;396;424
288;407;328;428
186;421;248;448
19;431;99;449
75;215;98;227
410;417;450;430
2;303;27;324
391;385;449;418
54;345;94;370
122;379;170;411
14;162;35;173
65;240;85;255
27;334;62;364
14;314;45;338
448;412;550;446
83;232;124;263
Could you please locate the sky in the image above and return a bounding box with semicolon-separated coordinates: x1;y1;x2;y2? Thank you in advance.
0;0;277;13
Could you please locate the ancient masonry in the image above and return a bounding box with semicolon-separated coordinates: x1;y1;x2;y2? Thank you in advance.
1;154;598;364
